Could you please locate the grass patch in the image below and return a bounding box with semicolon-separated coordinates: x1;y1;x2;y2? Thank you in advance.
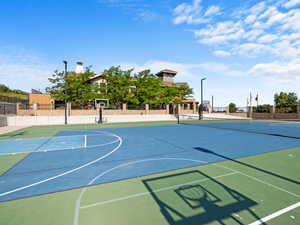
0;153;28;175
0;121;180;140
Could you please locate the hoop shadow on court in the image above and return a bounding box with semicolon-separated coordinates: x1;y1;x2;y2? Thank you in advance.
194;147;300;185
143;170;262;225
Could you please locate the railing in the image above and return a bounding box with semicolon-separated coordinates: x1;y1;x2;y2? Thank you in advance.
0;95;28;104
212;107;226;112
236;107;248;113
127;104;145;110
0;103;17;115
149;104;166;110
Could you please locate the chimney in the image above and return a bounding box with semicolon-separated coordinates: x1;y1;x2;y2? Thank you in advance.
75;62;84;74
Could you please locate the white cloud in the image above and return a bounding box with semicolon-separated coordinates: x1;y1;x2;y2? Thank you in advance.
257;34;278;43
171;0;300;87
195;21;245;44
173;0;221;25
213;50;231;57
98;0;161;22
273;40;300;58
173;0;204;24
258;6;277;20
280;9;300;31
179;0;300;61
235;43;276;56
0;47;53;91
244;15;256;24
204;5;220;17
283;0;300;8
243;29;264;41
119;60;246;80
249;58;300;84
135;10;159;22
119;60;197;80
249;1;267;15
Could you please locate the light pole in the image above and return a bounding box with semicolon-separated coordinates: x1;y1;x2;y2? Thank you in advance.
63;60;68;125
199;77;207;120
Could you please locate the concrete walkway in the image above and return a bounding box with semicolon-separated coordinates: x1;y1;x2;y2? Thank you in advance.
0;126;29;135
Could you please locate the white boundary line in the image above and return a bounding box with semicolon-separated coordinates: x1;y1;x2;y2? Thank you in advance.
214;163;300;198
0;133;106;142
248;202;300;225
73;157;225;225
80;171;238;209
0;131;123;198
0;135;120;155
73;157;300;225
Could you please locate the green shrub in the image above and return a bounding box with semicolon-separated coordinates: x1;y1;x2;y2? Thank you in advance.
253;104;273;113
229;103;237;113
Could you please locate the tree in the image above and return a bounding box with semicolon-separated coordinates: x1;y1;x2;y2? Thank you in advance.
176;84;193;102
132;70;163;106
274;92;298;113
253;104;272;113
46;66;99;105
101;67;194;107
229;103;237;113
0;84;10;93
159;84;193;105
101;66;134;107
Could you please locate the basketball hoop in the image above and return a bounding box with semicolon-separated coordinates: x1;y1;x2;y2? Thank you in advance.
95;99;109;109
95;99;108;124
96;102;106;109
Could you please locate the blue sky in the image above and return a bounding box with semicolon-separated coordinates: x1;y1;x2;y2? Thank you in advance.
0;0;299;106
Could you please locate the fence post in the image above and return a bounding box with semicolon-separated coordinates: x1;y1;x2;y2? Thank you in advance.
50;101;54;111
271;105;276;119
226;106;229;115
145;104;149;114
33;103;38;116
122;103;127;113
208;104;212;114
166;104;169;114
16;103;20;115
67;102;71;116
177;104;181;115
247;106;253;118
193;102;197;114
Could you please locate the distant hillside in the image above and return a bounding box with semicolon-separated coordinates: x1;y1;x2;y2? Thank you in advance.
0;84;28;100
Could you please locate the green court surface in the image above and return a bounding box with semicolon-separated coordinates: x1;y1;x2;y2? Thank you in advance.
0;143;299;225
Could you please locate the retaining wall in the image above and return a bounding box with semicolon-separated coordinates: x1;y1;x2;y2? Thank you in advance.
252;113;299;120
6;114;178;126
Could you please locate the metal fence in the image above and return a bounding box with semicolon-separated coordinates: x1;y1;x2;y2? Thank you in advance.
0;95;28;104
236;107;248;113
0;103;17;115
212;107;227;112
149;104;167;110
127;104;145;110
212;106;248;113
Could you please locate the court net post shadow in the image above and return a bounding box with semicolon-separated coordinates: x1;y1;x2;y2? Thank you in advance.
193;147;300;186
